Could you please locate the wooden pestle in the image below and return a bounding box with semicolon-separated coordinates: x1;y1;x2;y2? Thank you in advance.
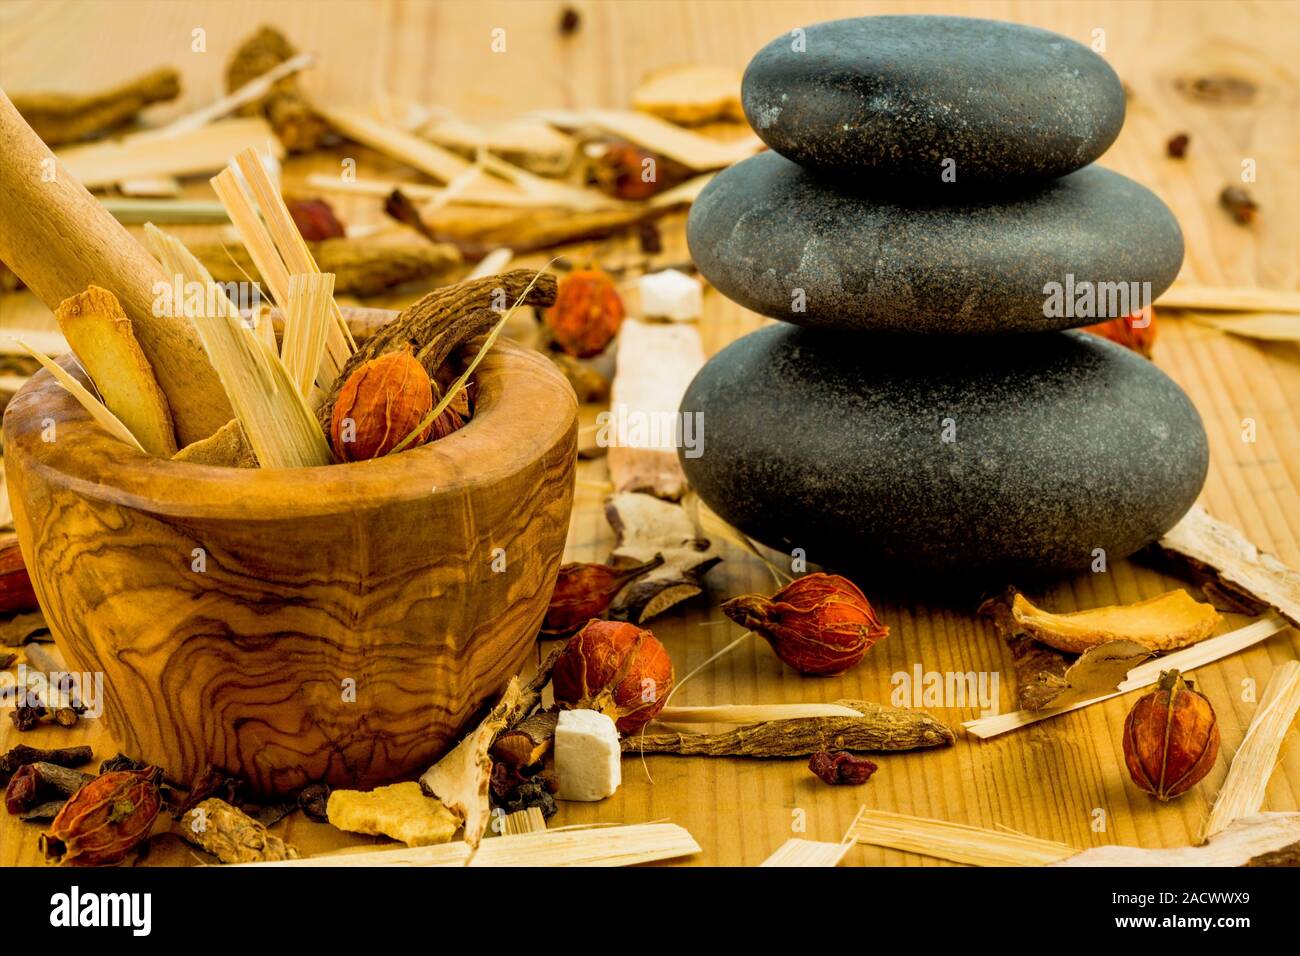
0;88;233;445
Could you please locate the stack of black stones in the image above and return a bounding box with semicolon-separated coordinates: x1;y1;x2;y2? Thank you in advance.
680;16;1208;580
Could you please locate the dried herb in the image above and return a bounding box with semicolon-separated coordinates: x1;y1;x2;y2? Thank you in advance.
11;67;180;147
174;765;243;820
99;753;145;774
181;797;301;863
10;697;44;731
553;620;675;733
0;611;49;646
0;652;15;669
7;762;96;812
808;751;878;786
500;776;558;820
605;493;722;623
1220;185;1258;225
1123;670;1219;801
296;782;331;823
1166;133;1190;158
545;267;626;357
639;221;663;254
20;799;68;822
624;700;954;757
0;744;93;783
492;711;559;769
227;26;326;152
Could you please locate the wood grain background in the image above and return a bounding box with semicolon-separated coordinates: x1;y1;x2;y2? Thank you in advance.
1;0;1297;866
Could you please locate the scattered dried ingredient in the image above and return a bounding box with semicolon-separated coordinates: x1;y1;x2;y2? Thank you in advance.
40;767;162;866
543;557;664;634
181;797;301;863
20;799;67;822
491;711;559;769
0;652;15;669
500;776;558;820
605;492;722;623
227;25;327;152
552;620;675;733
639;221;663;254
10;698;44;731
1123;670;1220;801
296;782;331;823
1083;309;1158;358
173;765;242;820
5;762;95;814
11;67;180;147
250;799;297;828
808;750;878;786
551;353;611;404
99;753;145;774
1166;133;1190;158
0;744;93;783
330;349;433;461
558;6;581;34
545;268;625;358
625;699;954;756
329;782;459;847
1176;74;1257;105
428;380;469;441
286;197;345;241
490;761;527;800
0;541;40;615
0;611;49;646
1007;588;1219;654
591;142;663;201
1220;185;1258;225
724;573;888;676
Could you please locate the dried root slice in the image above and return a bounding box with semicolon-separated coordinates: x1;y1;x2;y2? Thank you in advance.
12;67;179;146
1010;589;1220;654
180;797;300;864
326;781;458;847
172;418;257;467
55;286;177;457
632;64;745;125
1056;813;1300;867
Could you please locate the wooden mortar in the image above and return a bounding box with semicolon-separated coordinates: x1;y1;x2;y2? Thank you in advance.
2;342;576;797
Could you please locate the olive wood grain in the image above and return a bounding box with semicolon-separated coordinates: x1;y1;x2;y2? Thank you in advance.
2;340;576;796
0;87;233;445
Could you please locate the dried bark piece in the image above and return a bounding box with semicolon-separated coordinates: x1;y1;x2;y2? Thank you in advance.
604;492;721;624
172;418;258;468
1156;505;1300;627
327;782;458;847
12;68;180;146
491;711;559;769
180;797;300;863
226;26;326;153
623;699;954;756
1009;589;1219;654
420;679;523;847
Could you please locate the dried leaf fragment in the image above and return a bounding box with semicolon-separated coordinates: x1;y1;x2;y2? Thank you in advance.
1009;589;1219;654
604;492;720;624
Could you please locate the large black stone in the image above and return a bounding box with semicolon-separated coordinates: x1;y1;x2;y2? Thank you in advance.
687;153;1183;334
743;15;1125;183
679;325;1208;580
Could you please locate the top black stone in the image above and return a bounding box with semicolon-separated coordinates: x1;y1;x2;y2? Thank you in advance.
742;15;1126;183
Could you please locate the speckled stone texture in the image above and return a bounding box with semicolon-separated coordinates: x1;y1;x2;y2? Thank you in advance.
743;16;1125;183
679;324;1208;579
687;152;1183;334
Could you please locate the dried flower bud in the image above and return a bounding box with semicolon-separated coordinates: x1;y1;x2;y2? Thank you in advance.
543;557;664;634
1083;309;1158;358
1219;185;1258;225
330;350;433;461
591;142;663;201
544;268;625;358
551;620;674;734
1123;669;1220;801
808;750;878;786
286;197;345;242
1165;133;1190;159
723;572;887;676
40;767;162;866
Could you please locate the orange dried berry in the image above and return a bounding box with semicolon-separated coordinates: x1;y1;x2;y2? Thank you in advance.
330;350;433;461
1123;669;1220;801
551;619;674;734
1083;308;1158;358
40;767;162;866
544;268;625;358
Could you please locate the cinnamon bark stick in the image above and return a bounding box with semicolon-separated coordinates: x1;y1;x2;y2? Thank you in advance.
623;700;954;756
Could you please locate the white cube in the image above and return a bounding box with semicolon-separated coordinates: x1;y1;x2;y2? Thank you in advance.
555;709;622;802
639;269;703;322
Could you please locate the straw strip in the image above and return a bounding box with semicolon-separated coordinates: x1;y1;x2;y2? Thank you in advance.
14;340;145;452
1202;661;1300;841
162;52;313;135
760;838;854;867
849;808;1077;867
964;613;1290;738
501;807;547;836
281;273;336;397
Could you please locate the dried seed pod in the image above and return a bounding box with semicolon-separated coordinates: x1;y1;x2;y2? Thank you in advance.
285;197;345;241
723;573;888;676
551;620;674;734
543;557;664;635
1123;670;1220;801
329;350;433;461
544;268;625;358
40;767;162;866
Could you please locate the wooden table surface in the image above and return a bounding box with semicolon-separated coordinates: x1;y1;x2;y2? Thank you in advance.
1;0;1298;867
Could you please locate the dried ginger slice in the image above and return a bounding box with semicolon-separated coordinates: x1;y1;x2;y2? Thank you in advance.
1010;589;1220;654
